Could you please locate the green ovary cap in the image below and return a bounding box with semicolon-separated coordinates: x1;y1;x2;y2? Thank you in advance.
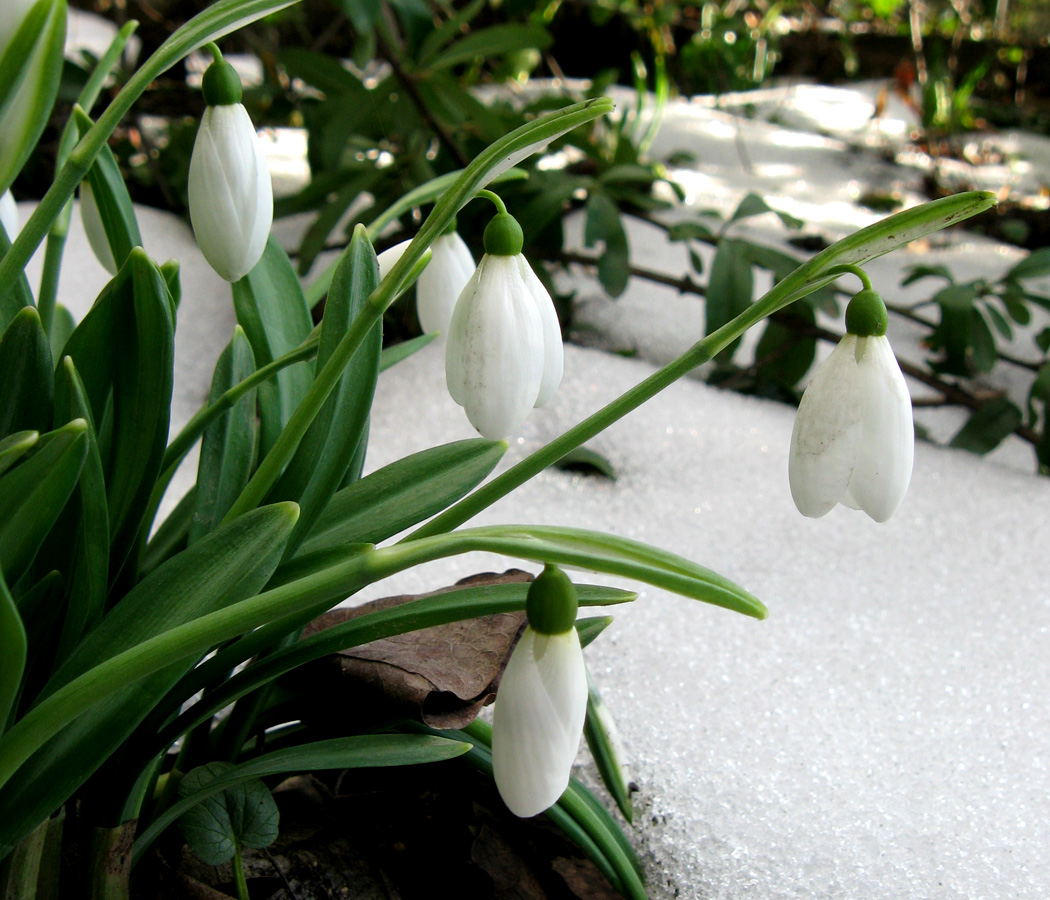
483;212;523;256
845;288;888;337
202;59;243;106
526;564;579;635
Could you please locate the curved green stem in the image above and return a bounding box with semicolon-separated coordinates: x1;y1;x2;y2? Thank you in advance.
476;189;508;216
407;190;997;540
825;263;873;293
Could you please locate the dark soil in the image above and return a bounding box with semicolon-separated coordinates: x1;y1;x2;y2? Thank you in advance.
136;762;623;900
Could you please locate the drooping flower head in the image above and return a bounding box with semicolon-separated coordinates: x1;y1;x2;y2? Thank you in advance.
789;287;914;522
188;47;273;282
445;202;563;439
492;564;588;818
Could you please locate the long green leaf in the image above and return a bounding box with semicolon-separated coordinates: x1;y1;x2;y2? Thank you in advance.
0;225;33;336
189;328;258;544
154;582;634;755
0;0;66;195
0;431;38;478
0;502;300;857
0;307;53;440
424;23;552;72
232;237;314;458
51;358;110;662
131;734;470;864
584;667;633;823
61;248;175;579
294;438;506;559
0;568;26;735
0;419;87;586
271;225;381;557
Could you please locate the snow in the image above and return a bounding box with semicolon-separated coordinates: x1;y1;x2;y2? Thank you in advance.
13;74;1050;899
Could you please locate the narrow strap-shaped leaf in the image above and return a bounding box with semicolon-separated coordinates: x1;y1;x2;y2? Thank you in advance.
0;221;33;335
51;358;109;663
131;734;470;865
0;0;66;195
271;225;381;557
423;23;552;72
296;438;505;558
231;237;314;458
74;106;143;273
152;583;635;755
61;248;175;580
0;568;26;735
0;502;300;858
139;486;195;576
0;431;38;478
0;419;87;587
0;307;53;440
453;720;646;898
189;328;258;545
584;667;633;823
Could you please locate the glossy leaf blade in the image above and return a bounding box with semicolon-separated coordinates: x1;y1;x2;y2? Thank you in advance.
296;438;506;558
0;0;66;195
232;237;314;458
0;503;300;856
272;226;381;556
189;327;258;544
60;248;175;578
0;419;87;586
0;568;26;735
0;307;53;440
51;358;110;661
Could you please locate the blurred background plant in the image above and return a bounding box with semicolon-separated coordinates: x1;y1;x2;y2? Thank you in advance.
32;0;1050;474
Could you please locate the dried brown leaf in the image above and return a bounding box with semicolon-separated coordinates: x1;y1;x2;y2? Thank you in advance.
294;570;532;729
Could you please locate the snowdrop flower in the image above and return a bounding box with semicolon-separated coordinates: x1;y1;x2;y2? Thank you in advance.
188;48;272;282
789;288;913;523
78;181;117;274
377;221;475;334
0;190;17;239
493;565;587;817
445;207;562;439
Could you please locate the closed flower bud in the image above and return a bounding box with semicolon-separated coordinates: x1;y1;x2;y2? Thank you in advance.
445;211;562;439
492;566;587;817
187;56;272;282
788;289;913;522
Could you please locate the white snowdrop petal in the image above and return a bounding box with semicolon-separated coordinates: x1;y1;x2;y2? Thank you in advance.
188;104;273;282
78;181;117;275
846;335;914;522
492;628;588;818
417;233;474;335
516;255;563;408
376;239;411;283
788;335;864;518
445;255;544;439
0;190;17;239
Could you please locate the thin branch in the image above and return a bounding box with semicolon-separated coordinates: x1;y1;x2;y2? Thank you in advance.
373;26;470;168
